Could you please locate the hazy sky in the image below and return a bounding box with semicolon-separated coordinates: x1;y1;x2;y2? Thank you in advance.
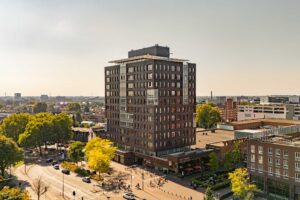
0;0;299;97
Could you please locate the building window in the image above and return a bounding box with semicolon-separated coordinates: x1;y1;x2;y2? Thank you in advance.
295;152;300;161
295;162;300;171
268;166;273;175
258;165;263;173
258;155;263;164
275;168;280;177
250;163;255;171
283;150;288;158
283;160;288;169
251;154;255;163
268;157;273;164
258;146;263;155
296;173;300;182
268;147;273;155
276;159;281;166
283;170;288;179
251;145;255;153
275;149;281;157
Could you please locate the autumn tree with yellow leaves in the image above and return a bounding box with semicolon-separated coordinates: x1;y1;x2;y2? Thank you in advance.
85;138;116;177
228;168;257;200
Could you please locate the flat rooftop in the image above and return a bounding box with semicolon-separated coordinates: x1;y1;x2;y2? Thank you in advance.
231;118;300;126
192;129;235;149
254;134;300;148
109;54;188;64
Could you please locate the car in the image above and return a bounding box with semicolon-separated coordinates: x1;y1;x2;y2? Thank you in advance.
52;160;58;166
53;164;59;170
82;177;91;183
61;169;70;175
123;193;135;200
46;158;53;163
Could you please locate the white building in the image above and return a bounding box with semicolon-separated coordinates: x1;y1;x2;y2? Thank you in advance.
238;104;300;121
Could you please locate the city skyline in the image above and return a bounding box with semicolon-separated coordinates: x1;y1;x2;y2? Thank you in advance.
1;0;300;96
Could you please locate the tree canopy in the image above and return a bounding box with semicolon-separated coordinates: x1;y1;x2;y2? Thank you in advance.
33;102;47;114
208;152;219;171
0;135;23;176
196;103;221;129
0;187;30;200
204;187;214;200
67;103;81;113
18;113;72;156
68;141;84;164
85;138;116;174
228;168;257;199
0;113;31;142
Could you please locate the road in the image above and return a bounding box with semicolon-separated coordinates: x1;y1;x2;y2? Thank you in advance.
13;161;204;200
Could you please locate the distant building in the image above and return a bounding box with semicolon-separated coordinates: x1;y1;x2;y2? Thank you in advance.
14;93;22;102
219;98;238;122
238;104;300;121
260;95;300;105
55;96;66;102
40;95;49;102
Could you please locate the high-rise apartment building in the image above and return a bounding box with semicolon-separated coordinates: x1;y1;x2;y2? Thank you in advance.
105;45;196;159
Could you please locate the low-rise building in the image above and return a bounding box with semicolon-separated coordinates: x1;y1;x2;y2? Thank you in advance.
248;133;300;199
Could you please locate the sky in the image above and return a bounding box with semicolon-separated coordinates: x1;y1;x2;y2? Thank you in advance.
0;0;299;97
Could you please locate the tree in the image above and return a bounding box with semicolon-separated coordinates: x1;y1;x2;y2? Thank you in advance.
0;187;30;200
208;152;219;171
68;141;84;165
75;112;82;123
67;103;81;113
84;102;90;113
204;187;214;200
52;113;72;145
232;140;242;165
0;113;31;142
32;176;48;200
228;168;257;199
33;102;47;113
85;138;116;175
196;103;221;129
18;113;54;156
0;135;23;176
224;152;233;171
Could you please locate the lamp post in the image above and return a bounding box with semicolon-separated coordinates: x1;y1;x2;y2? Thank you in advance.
141;173;145;190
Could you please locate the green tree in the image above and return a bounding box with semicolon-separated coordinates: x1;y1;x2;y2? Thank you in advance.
18;113;53;156
0;187;30;200
224;152;233;171
228;168;257;199
232;140;242;165
67;103;81;112
0;113;31;142
75;112;82;123
52;113;72;145
208;152;219;171
204;187;214;200
196;103;221;129
84;102;90;113
85;138;116;175
33;102;47;114
68;141;84;165
0;135;23;176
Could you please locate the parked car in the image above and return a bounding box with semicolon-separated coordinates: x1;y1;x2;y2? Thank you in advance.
123;193;135;200
53;164;59;170
82;177;91;183
61;169;70;175
46;158;53;163
52;160;58;166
